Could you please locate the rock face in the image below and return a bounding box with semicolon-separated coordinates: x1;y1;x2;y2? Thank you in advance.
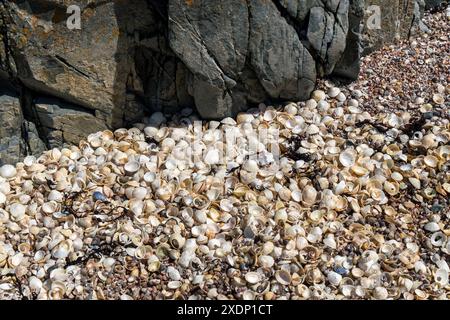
0;82;46;165
0;0;428;164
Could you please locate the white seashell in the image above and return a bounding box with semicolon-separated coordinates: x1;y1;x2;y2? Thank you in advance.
391;172;403;182
348;99;359;108
124;161;140;175
434;269;449;287
169;233;186;249
424;222;440;232
243;159;258;172
52;240;72;259
373;287;388;300
42;201;59;214
132;187;147;200
50;268;68;282
336;92;347;102
10;203;26;221
317;100;329;112
23;155;36;167
432;93;444;105
275;270;291;285
302;185;317;206
0;164;16;179
327;271;342;286
263;109;276;121
204;149;220;165
103;258;116;270
339;149;356;167
242;290;256;300
311;90;326;102
306;124;320;135
29;276;43;293
341;285;353;297
11;252;24;267
48;190;63;202
259;255;275;268
284;103;298;115
408;177;421;189
129;199;144;216
414;260;427;274
423;155;438;168
327;87;341;98
323;236;337;249
167;266;182;281
144;172;156;183
430;232;446;247
0;192;6;205
167;281;182;289
245;272;261;284
237;113;254;124
305;99;317;109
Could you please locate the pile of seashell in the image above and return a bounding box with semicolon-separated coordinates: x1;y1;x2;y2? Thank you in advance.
0;84;449;300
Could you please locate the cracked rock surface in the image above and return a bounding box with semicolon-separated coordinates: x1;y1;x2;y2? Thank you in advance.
0;0;432;164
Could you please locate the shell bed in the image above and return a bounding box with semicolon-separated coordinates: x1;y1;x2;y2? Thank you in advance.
0;9;449;300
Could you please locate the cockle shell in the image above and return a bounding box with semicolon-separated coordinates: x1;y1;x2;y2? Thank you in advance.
0;164;16;179
10;203;26;221
302;186;317;206
328;87;341;98
275;270;291;285
339;150;356;167
311;90;326;102
124;161;140;175
42;201;59;214
245;272;261;284
434;269;449;286
327;271;342;286
423;155;438;168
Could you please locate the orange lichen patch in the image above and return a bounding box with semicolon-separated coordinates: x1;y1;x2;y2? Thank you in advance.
84;8;94;19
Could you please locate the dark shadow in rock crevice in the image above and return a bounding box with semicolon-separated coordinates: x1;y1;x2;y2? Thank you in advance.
112;0;195;129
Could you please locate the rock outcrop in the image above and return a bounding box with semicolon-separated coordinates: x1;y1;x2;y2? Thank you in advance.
0;0;431;164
